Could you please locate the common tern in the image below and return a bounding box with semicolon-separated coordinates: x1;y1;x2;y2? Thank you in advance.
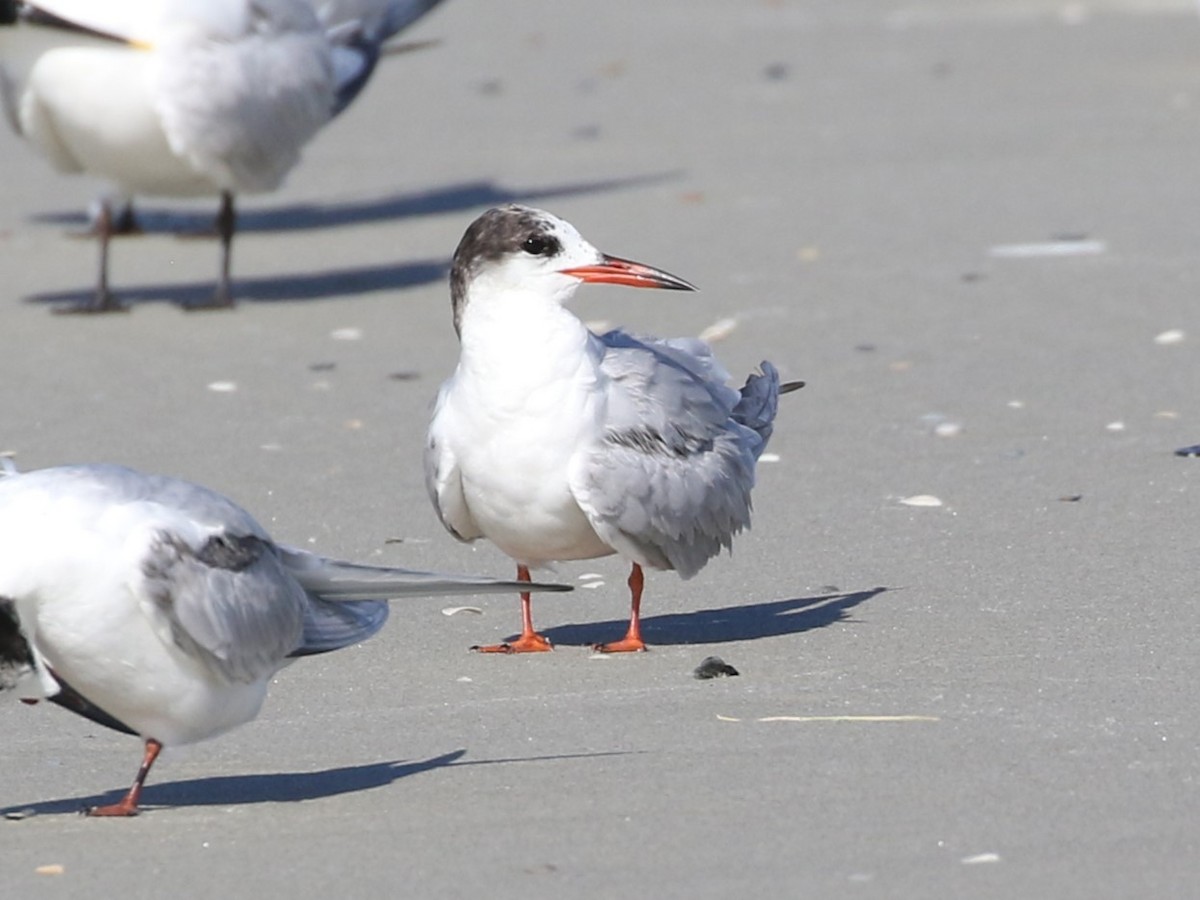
0;462;569;815
424;205;802;653
0;0;338;311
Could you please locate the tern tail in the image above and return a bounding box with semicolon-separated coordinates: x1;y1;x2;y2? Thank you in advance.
733;360;802;453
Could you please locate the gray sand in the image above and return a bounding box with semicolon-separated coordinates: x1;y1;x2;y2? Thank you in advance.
2;1;1200;896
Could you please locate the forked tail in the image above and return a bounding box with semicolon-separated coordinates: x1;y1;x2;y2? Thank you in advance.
732;361;805;454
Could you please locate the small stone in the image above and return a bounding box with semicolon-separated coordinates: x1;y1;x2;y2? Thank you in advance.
694;656;739;680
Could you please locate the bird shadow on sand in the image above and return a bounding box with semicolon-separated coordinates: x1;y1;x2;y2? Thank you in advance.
31;172;681;235
26;258;450;309
25;173;680;309
535;586;891;648
1;748;637;819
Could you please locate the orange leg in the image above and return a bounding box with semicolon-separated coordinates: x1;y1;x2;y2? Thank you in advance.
472;565;553;653
594;564;649;653
87;738;163;817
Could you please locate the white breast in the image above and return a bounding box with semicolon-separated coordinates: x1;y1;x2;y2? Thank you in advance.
437;297;616;565
21;47;218;196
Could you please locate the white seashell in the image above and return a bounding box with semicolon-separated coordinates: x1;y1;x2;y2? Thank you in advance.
899;494;943;507
988;239;1105;258
207;381;237;392
330;327;363;341
698;317;739;343
961;853;1001;865
1154;329;1185;345
441;606;483;616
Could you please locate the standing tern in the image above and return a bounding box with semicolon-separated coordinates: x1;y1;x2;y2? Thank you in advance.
0;0;338;311
0;462;569;816
425;205;802;653
44;0;449;242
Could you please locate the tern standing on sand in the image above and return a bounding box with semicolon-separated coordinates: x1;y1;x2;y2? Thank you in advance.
424;205;801;654
1;0;337;311
0;463;569;815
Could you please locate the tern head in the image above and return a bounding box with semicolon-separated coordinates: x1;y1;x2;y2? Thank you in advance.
449;204;695;335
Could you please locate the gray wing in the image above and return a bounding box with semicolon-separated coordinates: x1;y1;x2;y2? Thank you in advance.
280;547;573;656
568;331;767;579
292;597;389;657
318;0;446;116
139;530;308;684
153;1;336;192
315;0;445;39
278;547;573;597
320;0;441;116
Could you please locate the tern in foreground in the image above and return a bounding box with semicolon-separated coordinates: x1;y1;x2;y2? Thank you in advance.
0;0;339;311
0;462;569;815
425;205;802;653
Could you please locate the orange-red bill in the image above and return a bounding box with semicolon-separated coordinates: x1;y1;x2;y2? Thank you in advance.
561;254;696;291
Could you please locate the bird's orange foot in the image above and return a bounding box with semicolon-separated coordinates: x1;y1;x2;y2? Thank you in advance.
84;800;140;817
471;633;554;654
592;635;648;653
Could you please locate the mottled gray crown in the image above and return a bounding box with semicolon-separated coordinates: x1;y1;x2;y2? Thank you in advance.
449;205;563;335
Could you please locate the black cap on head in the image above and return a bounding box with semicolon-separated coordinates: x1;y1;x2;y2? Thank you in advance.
449;205;562;336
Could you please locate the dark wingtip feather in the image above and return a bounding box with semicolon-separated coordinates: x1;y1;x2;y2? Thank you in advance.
732;361;783;448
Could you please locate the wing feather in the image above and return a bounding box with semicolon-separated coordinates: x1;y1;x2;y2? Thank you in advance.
138;530;307;684
569;331;775;578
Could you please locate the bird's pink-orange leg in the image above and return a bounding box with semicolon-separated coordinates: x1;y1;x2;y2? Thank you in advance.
594;564;649;653
87;738;163;817
472;565;554;653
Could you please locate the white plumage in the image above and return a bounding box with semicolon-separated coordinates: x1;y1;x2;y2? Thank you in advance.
2;0;338;310
0;462;568;815
425;205;799;653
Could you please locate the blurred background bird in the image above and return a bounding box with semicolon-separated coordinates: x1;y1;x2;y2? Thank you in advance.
0;0;446;312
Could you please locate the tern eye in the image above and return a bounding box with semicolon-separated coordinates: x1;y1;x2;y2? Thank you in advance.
521;234;558;257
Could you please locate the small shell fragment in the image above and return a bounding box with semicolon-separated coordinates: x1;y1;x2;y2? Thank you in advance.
899;494;943;508
988;239;1105;258
698;317;739;343
330;327;362;341
35;865;64;876
961;853;1001;865
207;381;237;393
1154;328;1185;345
758;452;781;463
441;606;483;616
933;422;962;437
1105;421;1126;432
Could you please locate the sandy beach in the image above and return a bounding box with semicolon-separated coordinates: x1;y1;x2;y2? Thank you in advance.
2;1;1200;896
